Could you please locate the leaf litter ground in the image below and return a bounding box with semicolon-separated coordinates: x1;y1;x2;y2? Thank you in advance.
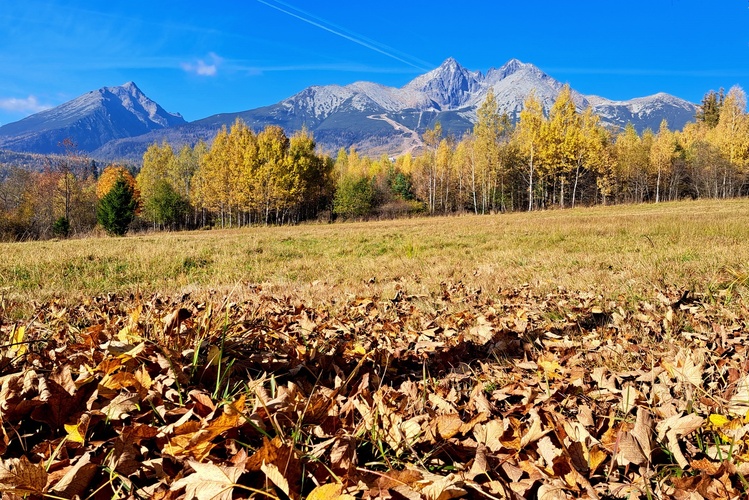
1;282;748;499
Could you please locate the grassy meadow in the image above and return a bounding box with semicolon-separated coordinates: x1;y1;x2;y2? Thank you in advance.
2;198;748;306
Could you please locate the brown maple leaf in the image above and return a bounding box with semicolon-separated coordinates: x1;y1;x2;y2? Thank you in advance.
0;455;48;495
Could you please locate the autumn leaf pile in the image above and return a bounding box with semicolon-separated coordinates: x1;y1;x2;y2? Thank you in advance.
1;283;749;499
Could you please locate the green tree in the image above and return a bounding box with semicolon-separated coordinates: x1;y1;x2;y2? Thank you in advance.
143;180;189;228
97;174;137;236
52;216;70;237
137;142;175;224
388;167;414;200
333;175;374;219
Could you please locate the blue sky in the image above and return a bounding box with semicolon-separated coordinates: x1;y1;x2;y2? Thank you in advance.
0;0;747;125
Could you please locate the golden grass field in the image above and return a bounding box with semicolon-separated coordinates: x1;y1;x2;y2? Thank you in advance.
2;198;748;306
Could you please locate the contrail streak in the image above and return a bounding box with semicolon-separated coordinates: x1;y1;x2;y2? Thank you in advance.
257;0;432;71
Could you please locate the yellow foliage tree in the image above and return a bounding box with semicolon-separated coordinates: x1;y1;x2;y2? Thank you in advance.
515;91;545;210
97;165;139;203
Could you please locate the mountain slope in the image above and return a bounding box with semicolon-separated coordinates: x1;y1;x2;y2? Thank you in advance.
0;82;185;154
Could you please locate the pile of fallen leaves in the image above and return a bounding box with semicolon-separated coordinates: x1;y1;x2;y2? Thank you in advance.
1;283;748;499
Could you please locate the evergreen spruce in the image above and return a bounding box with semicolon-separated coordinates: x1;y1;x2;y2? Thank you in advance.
696;89;724;128
97;175;137;236
52;216;70;238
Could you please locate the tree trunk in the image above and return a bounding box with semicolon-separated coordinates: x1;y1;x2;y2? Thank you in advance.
528;145;534;212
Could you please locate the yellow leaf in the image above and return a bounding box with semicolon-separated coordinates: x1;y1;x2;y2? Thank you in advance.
308;483;357;500
709;413;731;429
352;344;367;356
307;484;343;500
588;445;608;472
65;423;86;444
100;371;139;391
134;365;153;391
538;356;563;380
207;345;222;366
117;326;142;343
9;325;27;356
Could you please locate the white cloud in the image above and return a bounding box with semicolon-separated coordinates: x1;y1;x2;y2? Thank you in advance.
181;52;222;76
0;95;51;113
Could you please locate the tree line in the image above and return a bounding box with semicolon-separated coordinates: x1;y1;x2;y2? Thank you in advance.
0;85;747;240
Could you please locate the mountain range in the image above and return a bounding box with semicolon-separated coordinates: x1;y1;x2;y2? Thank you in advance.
0;58;698;163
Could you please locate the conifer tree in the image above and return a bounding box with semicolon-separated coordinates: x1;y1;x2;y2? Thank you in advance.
696;89;724;128
97;174;137;236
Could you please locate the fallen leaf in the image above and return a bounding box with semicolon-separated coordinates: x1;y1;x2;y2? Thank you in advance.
9;325;27;357
0;455;47;494
261;461;291;497
307;483;356;500
520;409;551;448
101;391;140;420
171;461;243;500
49;452;97;497
728;374;749;417
656;412;704;469
434;414;463;439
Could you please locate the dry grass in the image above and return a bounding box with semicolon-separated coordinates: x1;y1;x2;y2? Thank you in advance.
1;198;748;306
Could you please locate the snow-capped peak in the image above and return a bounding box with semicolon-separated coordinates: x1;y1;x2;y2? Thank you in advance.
403;57;481;109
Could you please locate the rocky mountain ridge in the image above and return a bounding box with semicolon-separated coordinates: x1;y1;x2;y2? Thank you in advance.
0;59;698;162
0;82;185;154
